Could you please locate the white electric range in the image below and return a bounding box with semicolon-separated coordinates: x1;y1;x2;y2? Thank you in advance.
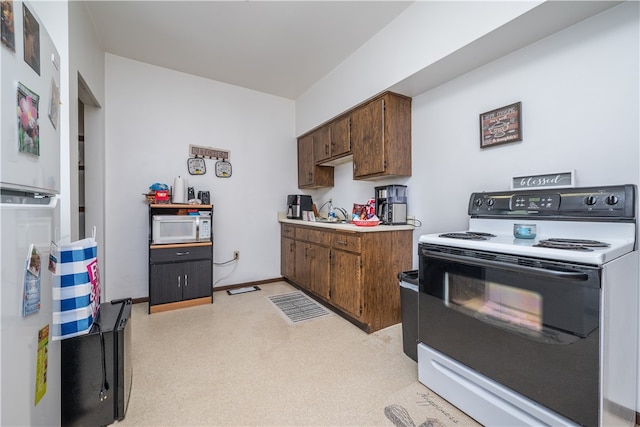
416;184;638;427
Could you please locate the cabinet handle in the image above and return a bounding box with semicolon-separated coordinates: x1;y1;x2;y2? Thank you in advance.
177;275;181;288
337;240;348;246
176;251;190;256
184;275;188;287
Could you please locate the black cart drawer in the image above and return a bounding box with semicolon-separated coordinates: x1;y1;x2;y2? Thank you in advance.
150;245;211;263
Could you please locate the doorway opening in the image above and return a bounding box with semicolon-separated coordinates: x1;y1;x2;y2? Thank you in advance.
77;73;101;240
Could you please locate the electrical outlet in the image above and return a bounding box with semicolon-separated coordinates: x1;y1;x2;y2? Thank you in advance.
234;251;240;260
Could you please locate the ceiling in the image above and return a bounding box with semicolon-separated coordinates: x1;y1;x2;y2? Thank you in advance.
83;1;413;100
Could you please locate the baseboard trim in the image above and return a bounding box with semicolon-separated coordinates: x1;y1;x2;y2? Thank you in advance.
149;296;212;313
130;277;287;305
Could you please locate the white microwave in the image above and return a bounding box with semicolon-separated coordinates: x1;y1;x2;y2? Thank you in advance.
152;215;212;244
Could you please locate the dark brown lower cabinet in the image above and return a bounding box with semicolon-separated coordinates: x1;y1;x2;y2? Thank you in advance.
280;222;412;333
330;249;362;318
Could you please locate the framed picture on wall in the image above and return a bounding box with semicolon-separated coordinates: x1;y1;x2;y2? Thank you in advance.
479;102;522;148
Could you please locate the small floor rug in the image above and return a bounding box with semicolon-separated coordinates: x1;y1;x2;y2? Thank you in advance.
383;382;481;427
267;291;333;324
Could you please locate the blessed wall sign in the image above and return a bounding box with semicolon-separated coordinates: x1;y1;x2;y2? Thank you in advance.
511;171;576;190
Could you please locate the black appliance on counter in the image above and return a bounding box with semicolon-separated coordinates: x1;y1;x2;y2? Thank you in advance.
286;194;312;219
197;190;210;205
62;298;133;427
375;185;407;224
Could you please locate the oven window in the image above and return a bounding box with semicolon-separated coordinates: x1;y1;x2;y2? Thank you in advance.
446;273;542;333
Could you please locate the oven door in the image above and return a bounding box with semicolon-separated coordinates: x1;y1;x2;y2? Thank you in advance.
418;243;601;427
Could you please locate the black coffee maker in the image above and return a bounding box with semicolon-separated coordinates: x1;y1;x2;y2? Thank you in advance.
197;191;210;205
286;195;312;219
375;185;407;225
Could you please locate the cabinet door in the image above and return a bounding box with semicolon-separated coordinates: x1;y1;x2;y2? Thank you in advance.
313;126;331;163
150;263;183;305
308;243;330;300
298;135;334;189
298;135;314;187
330;116;351;158
351;98;385;178
330;250;362;318
295;242;310;289
281;236;296;280
182;259;212;300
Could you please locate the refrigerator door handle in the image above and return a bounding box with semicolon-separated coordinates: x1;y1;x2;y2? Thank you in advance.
0;194;58;210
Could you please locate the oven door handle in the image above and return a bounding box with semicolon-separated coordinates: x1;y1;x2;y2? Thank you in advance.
422;250;591;281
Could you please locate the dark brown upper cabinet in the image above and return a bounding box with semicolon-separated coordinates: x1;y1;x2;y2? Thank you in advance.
351;92;411;180
298;132;334;188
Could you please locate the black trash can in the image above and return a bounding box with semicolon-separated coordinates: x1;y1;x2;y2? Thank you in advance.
399;270;419;362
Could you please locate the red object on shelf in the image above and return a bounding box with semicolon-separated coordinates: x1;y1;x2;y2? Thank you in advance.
155;190;169;201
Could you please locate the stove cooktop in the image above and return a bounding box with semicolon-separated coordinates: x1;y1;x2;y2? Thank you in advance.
420;218;636;265
438;232;496;240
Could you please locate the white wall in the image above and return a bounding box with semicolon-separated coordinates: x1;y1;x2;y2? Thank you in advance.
408;1;639;262
105;55;297;300
296;1;542;134
299;2;639;268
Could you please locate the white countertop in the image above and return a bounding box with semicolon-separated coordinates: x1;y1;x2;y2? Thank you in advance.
278;212;414;232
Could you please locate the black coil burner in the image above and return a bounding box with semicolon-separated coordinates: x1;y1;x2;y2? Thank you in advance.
534;238;610;251
439;231;496;240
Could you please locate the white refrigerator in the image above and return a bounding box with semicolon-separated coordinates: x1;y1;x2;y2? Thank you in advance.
1;1;62;425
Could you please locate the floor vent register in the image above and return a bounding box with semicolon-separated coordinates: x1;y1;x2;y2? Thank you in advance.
267;291;333;324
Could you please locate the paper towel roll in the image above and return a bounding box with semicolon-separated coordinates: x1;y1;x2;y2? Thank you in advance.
172;176;185;203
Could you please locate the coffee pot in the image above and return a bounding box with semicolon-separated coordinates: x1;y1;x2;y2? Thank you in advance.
198;191;210;205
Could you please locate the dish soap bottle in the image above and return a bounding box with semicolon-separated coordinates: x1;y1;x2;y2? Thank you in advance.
328;202;337;221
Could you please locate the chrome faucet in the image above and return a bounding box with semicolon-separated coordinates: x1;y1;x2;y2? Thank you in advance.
334;207;349;221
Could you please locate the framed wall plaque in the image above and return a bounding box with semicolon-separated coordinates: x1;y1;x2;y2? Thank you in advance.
480;102;522;148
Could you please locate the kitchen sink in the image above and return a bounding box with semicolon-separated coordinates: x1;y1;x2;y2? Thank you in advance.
314;218;350;224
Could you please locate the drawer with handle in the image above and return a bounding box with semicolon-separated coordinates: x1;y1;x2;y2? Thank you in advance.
332;232;361;253
281;223;296;239
150;245;211;263
297;227;331;246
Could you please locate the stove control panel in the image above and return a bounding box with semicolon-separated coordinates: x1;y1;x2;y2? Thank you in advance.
468;184;635;219
511;194;560;211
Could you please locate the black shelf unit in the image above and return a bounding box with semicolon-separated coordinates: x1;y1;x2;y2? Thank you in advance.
147;204;213;313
